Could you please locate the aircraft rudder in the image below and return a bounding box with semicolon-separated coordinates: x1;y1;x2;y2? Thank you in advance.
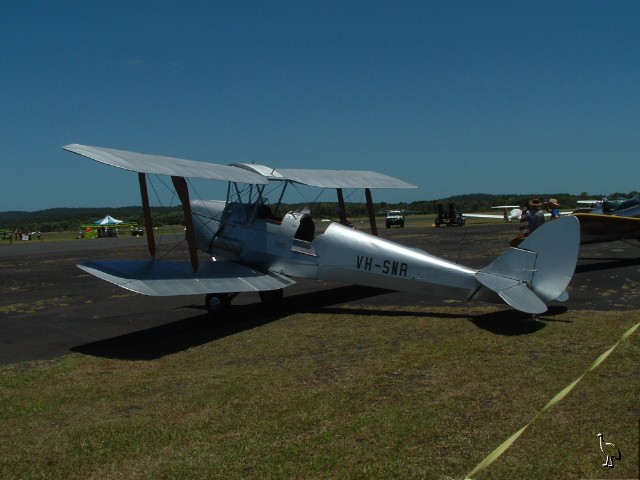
520;216;580;302
478;216;580;312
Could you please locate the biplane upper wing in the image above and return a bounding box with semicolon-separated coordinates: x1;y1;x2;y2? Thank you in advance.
64;144;268;184
78;260;295;296
274;168;417;189
573;213;640;243
65;145;417;189
230;163;418;189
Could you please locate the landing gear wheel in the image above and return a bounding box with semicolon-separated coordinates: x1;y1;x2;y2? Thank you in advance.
205;293;231;318
259;289;283;308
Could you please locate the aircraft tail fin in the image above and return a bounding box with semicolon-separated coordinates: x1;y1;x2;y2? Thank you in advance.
475;216;580;314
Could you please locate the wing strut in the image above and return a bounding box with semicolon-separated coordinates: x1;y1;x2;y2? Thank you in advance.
336;188;348;225
138;173;156;258
171;176;199;273
365;188;378;236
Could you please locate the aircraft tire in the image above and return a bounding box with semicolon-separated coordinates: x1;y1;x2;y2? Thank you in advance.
205;293;231;317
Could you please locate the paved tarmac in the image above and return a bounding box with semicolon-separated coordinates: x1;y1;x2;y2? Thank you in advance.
1;222;639;364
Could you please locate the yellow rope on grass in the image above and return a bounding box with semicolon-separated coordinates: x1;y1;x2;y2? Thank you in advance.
465;320;640;479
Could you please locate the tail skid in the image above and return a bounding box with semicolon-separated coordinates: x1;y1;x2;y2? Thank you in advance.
475;216;580;314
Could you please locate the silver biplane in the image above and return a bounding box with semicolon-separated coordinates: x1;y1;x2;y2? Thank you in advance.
64;144;580;316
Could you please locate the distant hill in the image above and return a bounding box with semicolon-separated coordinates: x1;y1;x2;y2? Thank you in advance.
1;191;637;232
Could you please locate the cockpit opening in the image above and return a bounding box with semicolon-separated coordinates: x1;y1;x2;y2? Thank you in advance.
294;214;315;242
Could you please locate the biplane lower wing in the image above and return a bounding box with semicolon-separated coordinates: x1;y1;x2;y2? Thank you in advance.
574;213;640;244
78;260;295;296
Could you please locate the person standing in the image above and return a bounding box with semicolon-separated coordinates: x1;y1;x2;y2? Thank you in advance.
527;199;546;233
546;198;561;219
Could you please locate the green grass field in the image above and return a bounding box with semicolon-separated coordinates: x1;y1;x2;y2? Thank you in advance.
1;304;638;479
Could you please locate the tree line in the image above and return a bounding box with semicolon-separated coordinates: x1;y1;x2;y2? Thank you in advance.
1;191;637;233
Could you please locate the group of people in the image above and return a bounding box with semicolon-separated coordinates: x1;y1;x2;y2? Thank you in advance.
516;198;561;243
2;229;42;243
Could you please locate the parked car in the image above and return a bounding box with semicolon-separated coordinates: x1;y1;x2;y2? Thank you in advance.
386;210;405;228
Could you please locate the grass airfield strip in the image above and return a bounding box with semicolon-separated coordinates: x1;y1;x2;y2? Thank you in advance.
1;307;638;479
1;218;639;479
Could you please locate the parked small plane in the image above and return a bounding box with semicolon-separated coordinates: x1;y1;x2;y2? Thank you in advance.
64;144;580;316
572;196;640;244
465;197;640;246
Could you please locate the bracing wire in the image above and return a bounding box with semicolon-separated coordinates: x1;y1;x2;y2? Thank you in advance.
289;182;326;209
339;188;367;226
146;174;190;263
186;177;225;224
263;182;286;203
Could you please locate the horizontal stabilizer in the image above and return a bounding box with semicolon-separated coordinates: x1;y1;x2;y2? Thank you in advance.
475;273;547;314
78;260;295;296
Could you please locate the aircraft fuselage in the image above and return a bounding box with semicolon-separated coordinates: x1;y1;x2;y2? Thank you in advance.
191;200;480;301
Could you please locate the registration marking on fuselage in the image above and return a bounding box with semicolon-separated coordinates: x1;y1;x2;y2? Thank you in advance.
356;255;408;277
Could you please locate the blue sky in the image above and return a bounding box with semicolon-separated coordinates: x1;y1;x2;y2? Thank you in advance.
2;1;639;211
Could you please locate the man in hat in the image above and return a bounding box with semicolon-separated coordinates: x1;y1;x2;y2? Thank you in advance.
546;198;561;219
528;198;546;233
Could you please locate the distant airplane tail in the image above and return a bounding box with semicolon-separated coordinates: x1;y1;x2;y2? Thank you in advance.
474;216;580;314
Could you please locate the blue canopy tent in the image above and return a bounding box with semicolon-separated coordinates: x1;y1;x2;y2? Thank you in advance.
95;215;123;226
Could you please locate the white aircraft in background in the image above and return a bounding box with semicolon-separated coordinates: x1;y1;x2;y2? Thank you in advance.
464;206;523;222
465;204;573;222
64;144;581;316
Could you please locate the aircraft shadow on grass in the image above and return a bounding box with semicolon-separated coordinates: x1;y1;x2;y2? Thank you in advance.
70;284;562;361
71;285;395;361
468;305;570;336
